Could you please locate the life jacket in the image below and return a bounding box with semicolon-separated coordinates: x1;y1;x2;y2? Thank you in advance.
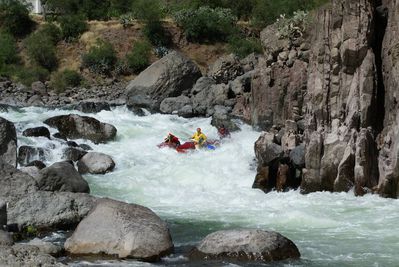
191;132;207;145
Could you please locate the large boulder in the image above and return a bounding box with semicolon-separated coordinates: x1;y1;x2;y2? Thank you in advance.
126;51;201;112
0;244;64;266
190;229;300;262
8;191;96;230
207;54;244;84
44;114;117;144
255;133;284;166
64;198;174;261
25;238;63;256
37;162;90;193
62;147;87;162
22;126;51;139
77;152;115;174
0;161;38;203
160;95;192;116
0;117;17;167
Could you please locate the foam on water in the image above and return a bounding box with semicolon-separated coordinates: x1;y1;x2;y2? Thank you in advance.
2;106;399;267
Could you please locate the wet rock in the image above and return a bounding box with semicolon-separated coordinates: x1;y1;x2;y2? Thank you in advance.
0;244;64;266
78;144;92;151
190;229;300;262
252;166;269;192
75;101;111;113
44;114;117;144
53;132;67;140
211;106;239;132
77;152;115;174
22;126;51;139
192;82;229;116
62;147;87;162
208;54;243;84
0;117;17;167
37;162;90;193
25;238;63;256
255;133;284;166
17;146;47;167
276;163;290;191
26;160;46;169
64;198;174;261
126;51;201;112
8;191;95;230
66;141;79;147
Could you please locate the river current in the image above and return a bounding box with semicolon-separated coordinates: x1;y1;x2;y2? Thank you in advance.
1;106;398;267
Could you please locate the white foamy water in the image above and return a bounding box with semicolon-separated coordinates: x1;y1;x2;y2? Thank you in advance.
2;106;399;267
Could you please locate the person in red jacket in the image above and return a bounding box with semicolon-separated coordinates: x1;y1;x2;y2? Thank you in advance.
218;124;231;139
164;133;181;147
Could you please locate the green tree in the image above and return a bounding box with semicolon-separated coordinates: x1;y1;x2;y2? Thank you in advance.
59;15;88;41
0;32;19;65
126;40;151;73
0;0;35;36
82;39;117;75
132;0;164;23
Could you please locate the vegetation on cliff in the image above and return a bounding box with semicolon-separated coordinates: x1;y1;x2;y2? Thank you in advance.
0;0;328;89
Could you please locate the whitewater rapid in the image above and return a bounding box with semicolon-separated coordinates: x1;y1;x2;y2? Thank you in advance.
2;106;399;267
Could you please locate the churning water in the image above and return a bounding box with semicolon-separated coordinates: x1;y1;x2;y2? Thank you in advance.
2;106;399;267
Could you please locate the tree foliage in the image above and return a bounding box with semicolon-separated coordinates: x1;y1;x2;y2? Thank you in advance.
0;0;35;36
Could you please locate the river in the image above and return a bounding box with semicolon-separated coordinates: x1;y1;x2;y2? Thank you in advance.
1;106;398;267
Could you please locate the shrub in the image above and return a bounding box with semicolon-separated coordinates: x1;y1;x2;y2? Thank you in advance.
82;40;117;75
0;0;35;36
0;32;19;65
50;69;82;92
13;65;50;86
275;11;309;41
110;0;132;17
59;15;88;42
173;7;237;43
25;32;58;70
143;21;171;47
228;35;262;58
38;23;62;45
132;0;164;23
126;40;151;73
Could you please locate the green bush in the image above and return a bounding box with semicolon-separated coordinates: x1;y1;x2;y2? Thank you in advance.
173;6;237;43
59;15;88;42
143;21;171;47
228;35;262;58
37;23;62;45
25;32;58;70
126;40;151;73
110;0;132;17
51;69;82;92
13;65;50;86
132;0;164;23
0;0;35;36
82;40;117;75
275;11;309;41
0;32;19;65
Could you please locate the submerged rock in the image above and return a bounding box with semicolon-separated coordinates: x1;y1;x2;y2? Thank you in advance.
190;229;300;262
0;244;64;266
75;101;111;113
64;198;174;261
17;146;47;167
44;114;117;144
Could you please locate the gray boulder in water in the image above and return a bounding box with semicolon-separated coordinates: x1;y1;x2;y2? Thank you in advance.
77;152;115;174
0;244;64;266
22;126;51;139
64;198;174;261
75;101;111;113
37;162;90;193
126;51;201;112
0;117;17;167
44;114;117;144
17;146;47;167
190;229;300;262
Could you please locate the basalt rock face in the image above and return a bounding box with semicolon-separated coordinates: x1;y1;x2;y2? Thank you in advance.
252;0;399;197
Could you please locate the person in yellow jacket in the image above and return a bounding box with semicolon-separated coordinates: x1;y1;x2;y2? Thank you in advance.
191;128;207;148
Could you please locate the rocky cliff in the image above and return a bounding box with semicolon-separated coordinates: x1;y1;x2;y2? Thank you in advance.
250;0;399;198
